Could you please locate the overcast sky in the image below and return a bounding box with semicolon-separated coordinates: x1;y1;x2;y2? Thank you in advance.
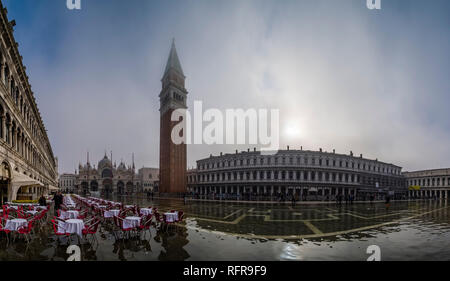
3;0;449;174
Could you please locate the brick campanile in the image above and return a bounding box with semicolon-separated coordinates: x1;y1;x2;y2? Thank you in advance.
159;40;187;194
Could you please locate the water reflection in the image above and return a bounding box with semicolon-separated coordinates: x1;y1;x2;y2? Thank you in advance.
0;196;449;260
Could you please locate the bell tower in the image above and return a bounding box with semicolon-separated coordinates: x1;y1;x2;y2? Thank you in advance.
159;39;187;194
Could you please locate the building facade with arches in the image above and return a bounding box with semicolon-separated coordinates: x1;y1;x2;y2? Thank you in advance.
0;3;58;204
187;147;407;200
75;154;141;196
404;168;450;199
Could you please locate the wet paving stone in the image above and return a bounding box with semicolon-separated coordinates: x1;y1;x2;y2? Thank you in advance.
1;196;450;260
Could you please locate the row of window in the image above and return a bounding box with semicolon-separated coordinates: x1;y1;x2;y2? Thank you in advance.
60;179;74;187
0;110;51;179
189;170;403;187
198;156;400;175
0;50;52;165
408;177;450;187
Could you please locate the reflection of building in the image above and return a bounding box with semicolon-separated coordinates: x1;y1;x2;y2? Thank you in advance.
187;148;406;199
138;167;159;192
75;153;140;195
59;173;76;193
404;168;450;199
0;3;58;204
159;40;187;194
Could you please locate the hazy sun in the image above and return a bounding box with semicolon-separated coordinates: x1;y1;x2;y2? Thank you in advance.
284;124;301;139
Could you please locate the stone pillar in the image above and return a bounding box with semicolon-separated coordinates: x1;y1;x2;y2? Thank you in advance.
0;114;3;140
17;133;21;153
0;61;3;85
7;122;11;146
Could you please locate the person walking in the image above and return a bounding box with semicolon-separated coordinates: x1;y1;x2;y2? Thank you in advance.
385;194;391;209
38;194;46;206
53;191;63;212
291;194;296;207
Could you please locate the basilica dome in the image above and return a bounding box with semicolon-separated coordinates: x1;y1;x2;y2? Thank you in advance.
98;155;112;170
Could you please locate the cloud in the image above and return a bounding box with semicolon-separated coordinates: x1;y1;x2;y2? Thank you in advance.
4;0;450;173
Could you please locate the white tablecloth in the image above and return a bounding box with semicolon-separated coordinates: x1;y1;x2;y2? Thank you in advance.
26;210;38;215
123;216;141;229
59;219;85;237
104;209;120;218
164;212;179;222
63;196;77;208
66;210;79;219
35;206;47;210
140;208;153;216
5;219;28;231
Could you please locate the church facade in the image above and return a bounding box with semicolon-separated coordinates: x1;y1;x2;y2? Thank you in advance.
75;153;141;196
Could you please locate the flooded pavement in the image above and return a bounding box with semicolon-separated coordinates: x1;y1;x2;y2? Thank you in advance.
1;195;450;261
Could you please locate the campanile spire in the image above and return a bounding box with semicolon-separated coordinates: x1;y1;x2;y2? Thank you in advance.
159;39;188;194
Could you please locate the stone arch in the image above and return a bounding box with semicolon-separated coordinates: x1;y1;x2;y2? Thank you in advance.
81;181;89;194
90;180;98;192
117;180;124;195
0;161;11;205
101;168;113;178
126;181;133;194
102;178;113;194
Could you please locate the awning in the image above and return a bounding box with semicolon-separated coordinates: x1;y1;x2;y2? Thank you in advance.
409;185;421;190
11;171;44;187
49;185;59;191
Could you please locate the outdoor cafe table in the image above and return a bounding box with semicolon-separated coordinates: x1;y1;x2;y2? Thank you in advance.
164;212;179;223
59;219;85;237
65;210;79;219
35;206;47;210
140;208;153;216
123;216;141;229
26;210;38;215
104;209;120;218
5;218;28;231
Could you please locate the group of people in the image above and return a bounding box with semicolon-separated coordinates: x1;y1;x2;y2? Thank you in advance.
146;191;154;200
335;194;355;205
